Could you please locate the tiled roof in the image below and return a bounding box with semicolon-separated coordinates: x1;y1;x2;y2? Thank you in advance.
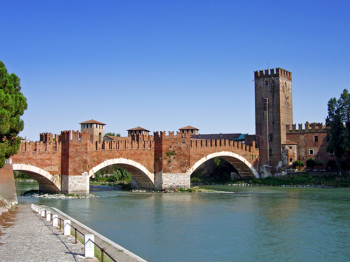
282;140;298;145
127;126;150;132
179;125;199;130
79;119;106;125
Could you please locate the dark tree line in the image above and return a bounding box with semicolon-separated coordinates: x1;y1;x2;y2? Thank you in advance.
326;89;350;173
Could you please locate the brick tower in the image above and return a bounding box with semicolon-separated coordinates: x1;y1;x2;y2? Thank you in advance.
254;68;293;169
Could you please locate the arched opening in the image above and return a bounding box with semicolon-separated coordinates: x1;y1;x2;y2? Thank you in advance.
89;158;154;190
188;152;259;181
191;157;241;184
12;164;60;193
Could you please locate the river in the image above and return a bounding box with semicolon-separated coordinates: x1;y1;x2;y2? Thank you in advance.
16;181;350;262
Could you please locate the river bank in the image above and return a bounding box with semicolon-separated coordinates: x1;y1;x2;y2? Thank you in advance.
192;172;350;188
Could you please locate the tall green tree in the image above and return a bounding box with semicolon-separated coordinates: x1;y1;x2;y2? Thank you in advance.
0;61;27;167
326;89;350;172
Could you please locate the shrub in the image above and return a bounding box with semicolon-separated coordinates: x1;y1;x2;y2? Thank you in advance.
306;158;316;168
293;160;304;168
327;160;337;169
315;161;323;166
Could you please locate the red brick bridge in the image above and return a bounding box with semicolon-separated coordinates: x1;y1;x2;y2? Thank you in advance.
11;130;260;194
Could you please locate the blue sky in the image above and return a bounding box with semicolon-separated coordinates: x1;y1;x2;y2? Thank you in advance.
1;0;349;140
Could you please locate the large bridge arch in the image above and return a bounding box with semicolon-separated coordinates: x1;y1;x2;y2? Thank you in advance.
188;151;259;179
88;158;155;190
12;163;61;193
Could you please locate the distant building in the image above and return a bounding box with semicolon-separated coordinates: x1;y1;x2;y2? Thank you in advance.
80;119;105;142
179;126;199;135
127;126;150;137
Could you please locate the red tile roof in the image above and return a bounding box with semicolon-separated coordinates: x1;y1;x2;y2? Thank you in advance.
179;125;199;130
127;126;150;132
79;119;106;125
282;140;297;145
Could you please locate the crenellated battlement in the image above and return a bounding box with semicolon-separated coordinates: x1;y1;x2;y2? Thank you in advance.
40;133;56;143
130;133;154;142
286;121;327;133
154;131;190;140
190;139;258;154
254;67;292;80
94;139;154;150
18;140;62;152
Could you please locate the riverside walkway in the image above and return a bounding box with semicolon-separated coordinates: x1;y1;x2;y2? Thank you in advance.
0;203;86;262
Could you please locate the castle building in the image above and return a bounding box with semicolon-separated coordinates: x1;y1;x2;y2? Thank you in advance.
255;68;336;173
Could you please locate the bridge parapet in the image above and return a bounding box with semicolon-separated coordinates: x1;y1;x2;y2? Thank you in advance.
95;139;154;150
190;139;258;154
19;141;62;152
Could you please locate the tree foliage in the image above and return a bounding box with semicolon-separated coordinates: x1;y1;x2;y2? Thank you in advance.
105;132;120;137
0;61;27;167
306;158;315;168
293;160;304;168
326;89;350;172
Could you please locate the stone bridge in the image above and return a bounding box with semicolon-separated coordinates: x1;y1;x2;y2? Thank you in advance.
11;130;260;195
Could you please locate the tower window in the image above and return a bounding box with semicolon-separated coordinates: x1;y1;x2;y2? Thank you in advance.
314;136;318;142
309;149;314;155
265;81;268;86
269;148;273;155
269;134;273;141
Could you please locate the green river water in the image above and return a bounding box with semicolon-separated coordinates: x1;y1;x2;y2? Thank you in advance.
15;182;350;262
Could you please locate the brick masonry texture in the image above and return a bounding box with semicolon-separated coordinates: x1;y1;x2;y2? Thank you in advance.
10;130;259;194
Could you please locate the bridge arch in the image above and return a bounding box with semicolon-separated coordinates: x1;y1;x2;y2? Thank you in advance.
12;163;61;193
187;151;259;179
88;158;154;190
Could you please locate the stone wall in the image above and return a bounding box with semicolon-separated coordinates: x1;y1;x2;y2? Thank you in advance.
0;163;17;207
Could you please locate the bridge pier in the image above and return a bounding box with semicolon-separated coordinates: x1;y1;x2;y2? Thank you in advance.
155;171;190;191
61;173;90;195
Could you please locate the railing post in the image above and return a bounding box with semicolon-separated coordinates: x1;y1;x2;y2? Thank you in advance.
53;215;58;227
46;211;51;222
84;234;95;258
101;248;105;262
41;209;46;218
64;220;71;236
75;227;77;244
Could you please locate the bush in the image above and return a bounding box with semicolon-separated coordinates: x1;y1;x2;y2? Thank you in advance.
327;160;337;169
315;161;323;166
306;158;316;168
293;160;304;168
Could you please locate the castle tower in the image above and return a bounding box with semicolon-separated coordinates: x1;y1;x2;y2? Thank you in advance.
254;68;293;168
79;119;106;142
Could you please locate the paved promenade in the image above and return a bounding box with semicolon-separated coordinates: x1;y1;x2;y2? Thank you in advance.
0;204;87;262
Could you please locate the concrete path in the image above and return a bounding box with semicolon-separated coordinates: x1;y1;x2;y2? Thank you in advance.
0;204;87;262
